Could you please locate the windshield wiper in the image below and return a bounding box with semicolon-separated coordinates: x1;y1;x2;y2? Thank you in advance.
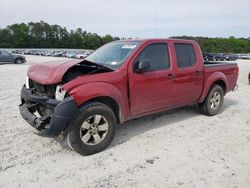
83;59;114;71
86;66;111;75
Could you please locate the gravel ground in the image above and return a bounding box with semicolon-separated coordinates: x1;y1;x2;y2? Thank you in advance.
0;56;250;188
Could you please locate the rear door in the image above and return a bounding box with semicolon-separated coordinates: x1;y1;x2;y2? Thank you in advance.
172;42;204;105
129;42;176;115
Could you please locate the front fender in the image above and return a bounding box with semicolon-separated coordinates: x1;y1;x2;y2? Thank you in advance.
67;82;130;122
199;72;228;103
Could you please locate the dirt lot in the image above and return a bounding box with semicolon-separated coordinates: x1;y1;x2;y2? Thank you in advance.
0;56;250;188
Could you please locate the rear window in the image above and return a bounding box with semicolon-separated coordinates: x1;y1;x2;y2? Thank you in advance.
174;44;196;68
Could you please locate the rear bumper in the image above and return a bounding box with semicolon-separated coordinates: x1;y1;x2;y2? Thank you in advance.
232;84;239;91
19;86;78;137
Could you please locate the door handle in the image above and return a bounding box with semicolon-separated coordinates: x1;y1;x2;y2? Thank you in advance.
195;71;202;76
167;74;175;80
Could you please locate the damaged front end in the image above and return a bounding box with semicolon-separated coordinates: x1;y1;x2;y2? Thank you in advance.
19;79;78;136
19;60;113;136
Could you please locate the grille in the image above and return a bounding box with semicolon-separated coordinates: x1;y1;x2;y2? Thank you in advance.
29;79;56;98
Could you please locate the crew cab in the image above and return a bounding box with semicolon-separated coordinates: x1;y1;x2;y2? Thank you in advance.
19;39;239;155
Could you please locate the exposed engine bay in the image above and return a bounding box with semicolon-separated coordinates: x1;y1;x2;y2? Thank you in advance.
26;60;113;117
62;60;113;83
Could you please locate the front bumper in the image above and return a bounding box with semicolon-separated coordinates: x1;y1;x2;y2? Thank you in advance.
19;86;78;136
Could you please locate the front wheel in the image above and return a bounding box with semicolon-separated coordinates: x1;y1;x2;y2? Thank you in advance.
67;102;117;155
199;84;224;116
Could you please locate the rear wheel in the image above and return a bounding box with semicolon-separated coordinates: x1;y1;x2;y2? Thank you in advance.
15;58;23;64
199;84;224;116
67;102;116;155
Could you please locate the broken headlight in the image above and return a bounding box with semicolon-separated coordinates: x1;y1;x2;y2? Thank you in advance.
55;85;66;101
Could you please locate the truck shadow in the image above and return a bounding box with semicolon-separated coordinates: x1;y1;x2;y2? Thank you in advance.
57;98;238;152
109;98;238;148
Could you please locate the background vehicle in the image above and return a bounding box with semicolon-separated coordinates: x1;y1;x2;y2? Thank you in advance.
19;39;239;155
224;54;237;61
203;53;215;61
240;54;250;59
0;50;26;64
213;53;225;61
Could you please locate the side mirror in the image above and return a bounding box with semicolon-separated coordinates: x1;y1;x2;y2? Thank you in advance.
134;59;151;73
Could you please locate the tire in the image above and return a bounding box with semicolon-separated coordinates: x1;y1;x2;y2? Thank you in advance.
199;84;224;116
67;102;117;155
15;58;23;64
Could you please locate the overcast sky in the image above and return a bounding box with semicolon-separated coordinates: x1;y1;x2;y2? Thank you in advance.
0;0;250;38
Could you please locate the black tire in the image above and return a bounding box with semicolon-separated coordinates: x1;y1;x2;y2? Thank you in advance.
199;84;224;116
67;102;117;155
15;58;23;64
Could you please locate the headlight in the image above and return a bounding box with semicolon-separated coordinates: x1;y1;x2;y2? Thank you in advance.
55;85;66;101
25;76;30;89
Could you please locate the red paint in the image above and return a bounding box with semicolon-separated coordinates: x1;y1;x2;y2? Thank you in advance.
28;39;239;123
28;59;81;85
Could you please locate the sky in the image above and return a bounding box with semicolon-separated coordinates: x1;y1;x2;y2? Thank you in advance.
0;0;250;38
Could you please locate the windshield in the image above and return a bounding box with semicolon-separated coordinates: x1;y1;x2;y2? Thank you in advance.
85;41;141;70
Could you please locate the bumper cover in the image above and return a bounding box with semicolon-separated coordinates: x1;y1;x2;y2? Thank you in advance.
19;87;78;136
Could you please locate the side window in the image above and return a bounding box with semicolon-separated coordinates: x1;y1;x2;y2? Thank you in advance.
135;43;170;71
2;51;8;56
174;44;196;68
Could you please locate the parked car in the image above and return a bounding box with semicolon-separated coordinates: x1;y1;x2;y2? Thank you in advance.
224;54;237;61
0;50;26;64
213;53;225;61
76;51;91;59
203;53;215;61
240;54;250;59
19;39;239;155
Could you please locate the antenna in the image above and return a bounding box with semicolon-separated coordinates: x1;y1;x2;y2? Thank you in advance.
154;0;158;37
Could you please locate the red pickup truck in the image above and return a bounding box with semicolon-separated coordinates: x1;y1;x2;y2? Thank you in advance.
19;39;238;155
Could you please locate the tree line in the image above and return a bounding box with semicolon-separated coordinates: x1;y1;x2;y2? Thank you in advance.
171;36;250;53
0;21;119;49
0;21;250;53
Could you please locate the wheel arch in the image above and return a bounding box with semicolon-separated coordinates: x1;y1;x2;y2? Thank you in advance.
213;80;226;94
67;82;130;123
83;96;120;124
199;72;228;103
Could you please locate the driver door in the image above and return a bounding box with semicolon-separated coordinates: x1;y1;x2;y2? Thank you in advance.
129;43;175;115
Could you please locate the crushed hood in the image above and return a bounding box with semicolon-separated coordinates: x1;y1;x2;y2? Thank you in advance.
27;59;81;85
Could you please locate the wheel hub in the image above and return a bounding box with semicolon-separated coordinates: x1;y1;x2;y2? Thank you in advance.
90;125;98;134
79;115;109;145
210;91;221;110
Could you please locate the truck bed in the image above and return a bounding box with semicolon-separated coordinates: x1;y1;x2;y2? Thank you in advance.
204;61;238;92
204;61;237;67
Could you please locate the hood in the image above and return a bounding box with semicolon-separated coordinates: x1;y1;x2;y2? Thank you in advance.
28;59;81;85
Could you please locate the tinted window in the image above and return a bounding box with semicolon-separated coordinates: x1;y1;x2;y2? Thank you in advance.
175;44;196;68
136;43;170;71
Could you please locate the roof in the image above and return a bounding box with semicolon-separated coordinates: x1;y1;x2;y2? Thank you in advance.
116;38;196;44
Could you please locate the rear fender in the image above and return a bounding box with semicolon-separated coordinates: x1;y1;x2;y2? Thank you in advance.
66;82;130;123
199;72;228;103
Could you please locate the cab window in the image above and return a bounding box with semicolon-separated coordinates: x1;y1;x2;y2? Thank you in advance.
175;44;196;68
135;43;170;72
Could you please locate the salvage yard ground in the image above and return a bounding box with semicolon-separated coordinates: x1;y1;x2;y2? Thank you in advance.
0;56;250;187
